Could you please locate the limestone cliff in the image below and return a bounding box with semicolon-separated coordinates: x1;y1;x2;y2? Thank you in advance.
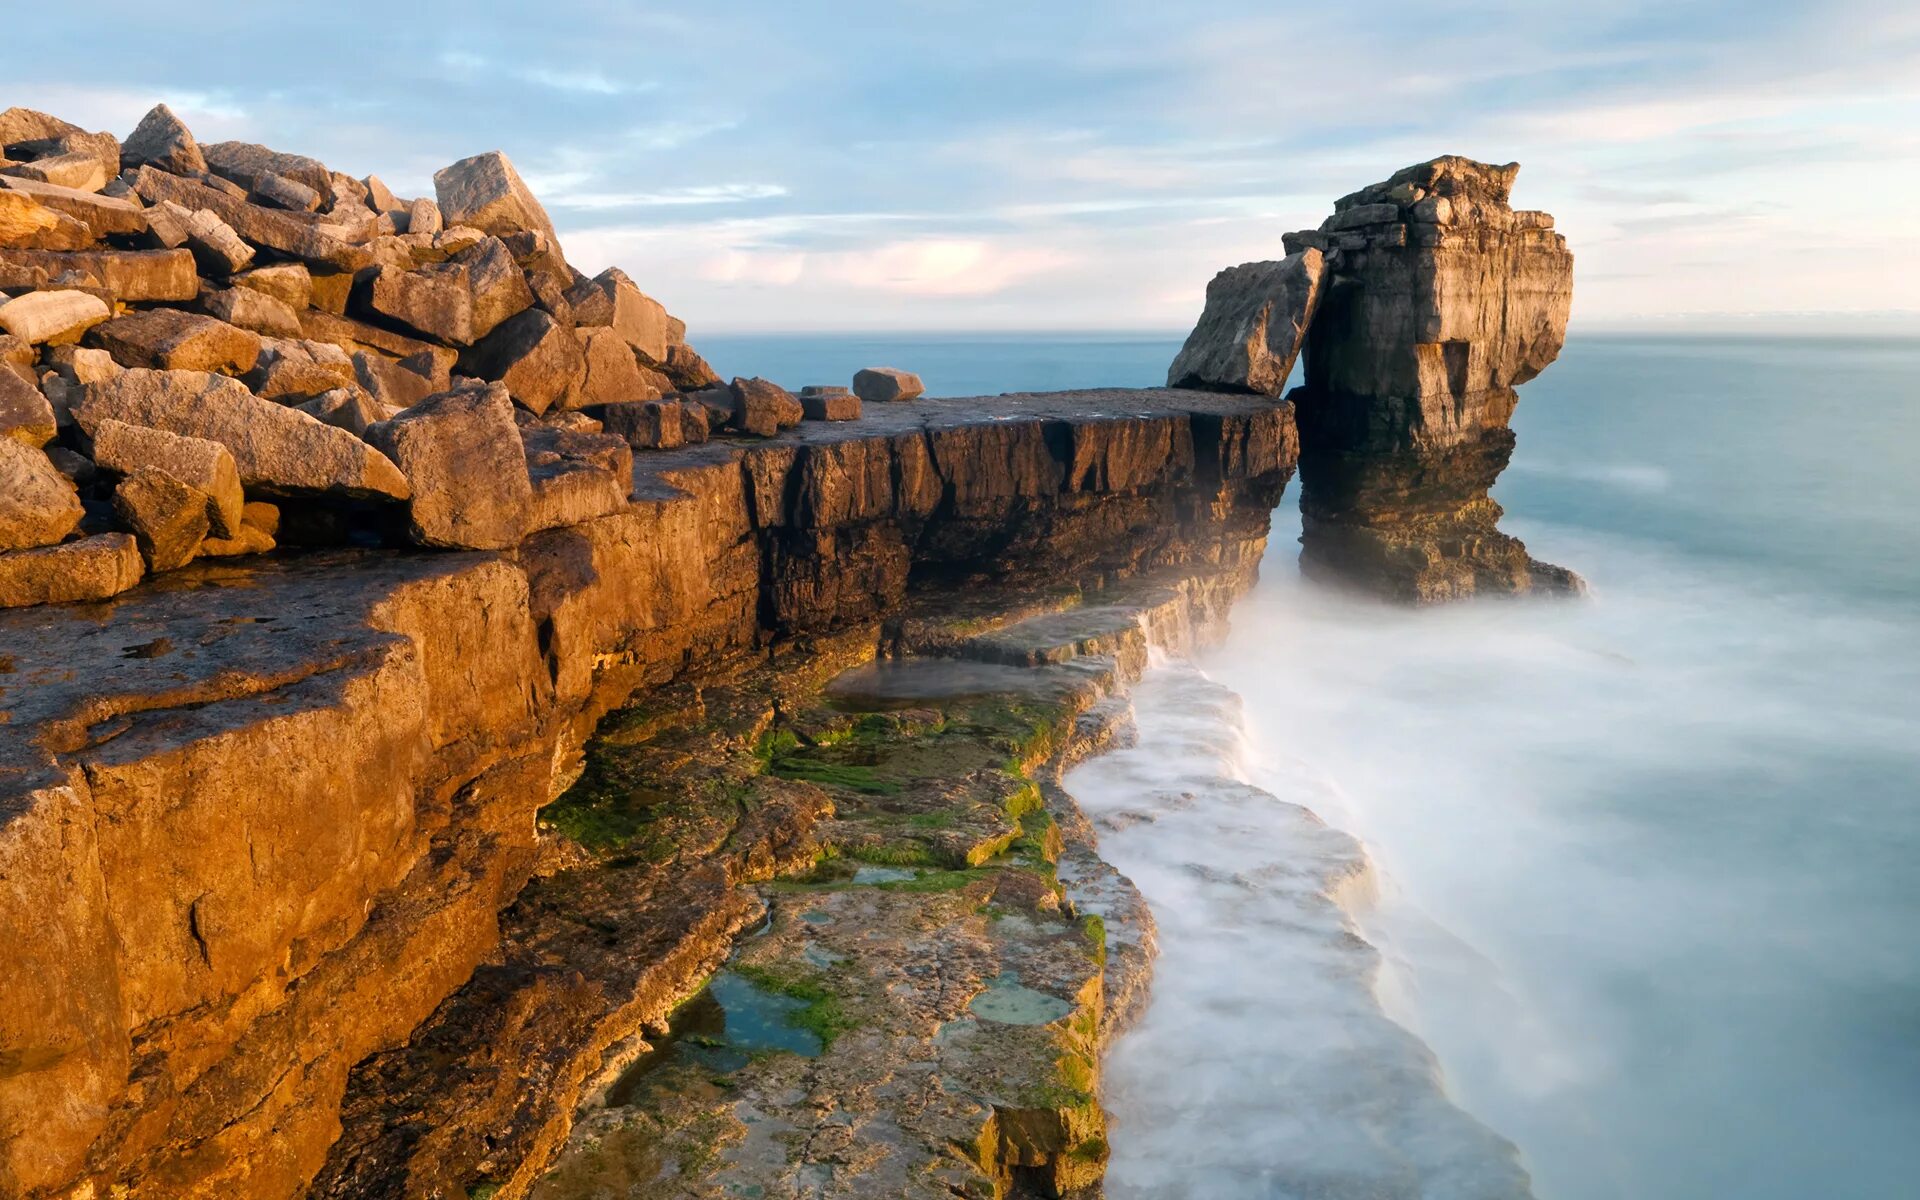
1282;156;1583;601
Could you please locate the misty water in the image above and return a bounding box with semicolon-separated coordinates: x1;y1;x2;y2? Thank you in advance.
716;332;1920;1197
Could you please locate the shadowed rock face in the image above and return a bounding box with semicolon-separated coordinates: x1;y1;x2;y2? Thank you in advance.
1283;155;1582;601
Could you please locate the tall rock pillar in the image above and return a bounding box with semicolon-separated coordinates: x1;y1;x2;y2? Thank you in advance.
1283;155;1583;601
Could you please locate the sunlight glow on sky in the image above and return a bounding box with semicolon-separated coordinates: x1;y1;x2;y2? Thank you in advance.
12;1;1919;332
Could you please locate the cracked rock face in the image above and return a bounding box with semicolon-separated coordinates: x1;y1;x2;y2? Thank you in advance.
1282;155;1583;601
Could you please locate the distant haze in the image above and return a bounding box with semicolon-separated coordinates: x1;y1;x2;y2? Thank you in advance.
13;1;1917;332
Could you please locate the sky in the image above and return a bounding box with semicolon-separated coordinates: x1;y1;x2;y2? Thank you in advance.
10;1;1919;332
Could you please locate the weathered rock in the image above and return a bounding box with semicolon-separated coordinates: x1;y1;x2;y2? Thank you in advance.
249;337;359;402
129;167;370;272
1;176;149;239
253;170;322;213
196;519;276;558
433;152;560;260
44;345;120;386
727;376;804;437
598;398;685;450
0;189;92;250
457;308;583;415
76;368;410;500
120;103;205;175
3;151;108;193
353;350;442;411
663;341;719;391
852;366;925;403
565;267;668;362
1285;155;1580;600
406;197;443;236
203;140;334;208
0;371;57;446
201;284;303;337
231;261;313;309
161;201;256;274
365;381;531;548
297;387;386;438
527;458;628;532
89;308;262;375
1167;249;1323;396
0;530;141;606
575;326;661;406
0;247;198;301
679;401;710;445
520;425;632;478
90;418;244;537
0;437;84;549
0;108;120;184
800;386;861;421
358;262;474;345
0;289;109;345
364;174;404;218
112;465;209;570
453;235;533;340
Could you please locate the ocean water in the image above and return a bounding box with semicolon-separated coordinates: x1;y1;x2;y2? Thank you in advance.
709;331;1920;1198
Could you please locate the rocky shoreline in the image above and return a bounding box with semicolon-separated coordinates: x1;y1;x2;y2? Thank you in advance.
1;100;1578;1199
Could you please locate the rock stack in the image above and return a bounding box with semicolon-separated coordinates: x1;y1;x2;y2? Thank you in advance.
0;102;864;608
1169;154;1583;601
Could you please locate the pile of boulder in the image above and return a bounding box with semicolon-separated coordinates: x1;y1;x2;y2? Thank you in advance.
0;103;931;609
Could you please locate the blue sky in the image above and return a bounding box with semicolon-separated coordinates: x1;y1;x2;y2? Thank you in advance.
11;1;1918;331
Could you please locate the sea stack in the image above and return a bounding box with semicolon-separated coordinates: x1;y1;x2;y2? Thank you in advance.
1283;155;1584;601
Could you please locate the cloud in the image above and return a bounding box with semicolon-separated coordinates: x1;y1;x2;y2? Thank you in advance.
550;183;789;210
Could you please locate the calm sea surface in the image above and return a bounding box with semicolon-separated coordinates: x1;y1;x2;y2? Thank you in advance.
703;331;1920;1199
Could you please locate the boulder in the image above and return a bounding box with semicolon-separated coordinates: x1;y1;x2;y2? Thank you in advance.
111;465;209;570
252;171;321;213
231;262;313;309
364;174;404;218
432;151;560;259
728;376;803;437
129;167;370;272
0;108;119;183
358;262;473;345
406;197;443;236
364;381;531;548
598;398;685;450
120;103;205;175
0;531;142;607
353;350;441;410
0;437;84;550
202;141;334;208
248;338;357;401
1166;249;1324;396
679;403;710;445
296;387;385;437
76;368;410;500
0;290;110;345
89;309;262;375
799;387;861;421
1;176;149;238
566;267;669;362
663;342;719;391
575;327;661;407
89;418;244;536
0;189;91;250
454;236;534;339
171;203;255;274
200;286;302;338
457;308;583;415
0;247;198;301
0;371;57;446
3;152;108;193
852;367;924;403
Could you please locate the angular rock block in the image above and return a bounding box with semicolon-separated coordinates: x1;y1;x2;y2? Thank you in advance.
1;176;149;239
90;418;244;537
0;438;83;550
0;189;92;250
599;398;685;450
575;327;662;407
120;103;205;175
365;382;531;549
77;368;409;501
567;267;670;363
852;366;924;403
457;308;583;415
89;308;262;375
201;286;302;338
112;465;210;571
0;247;198;302
1166;248;1323;396
0;531;142;606
0;371;56;446
799;387;861;421
0;289;109;346
433;151;559;257
203;140;335;208
728;376;803;437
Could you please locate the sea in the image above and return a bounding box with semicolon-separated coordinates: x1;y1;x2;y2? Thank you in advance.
700;331;1920;1199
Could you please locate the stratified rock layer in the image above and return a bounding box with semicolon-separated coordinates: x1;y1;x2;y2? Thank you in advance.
0;388;1296;1200
1283;155;1582;601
